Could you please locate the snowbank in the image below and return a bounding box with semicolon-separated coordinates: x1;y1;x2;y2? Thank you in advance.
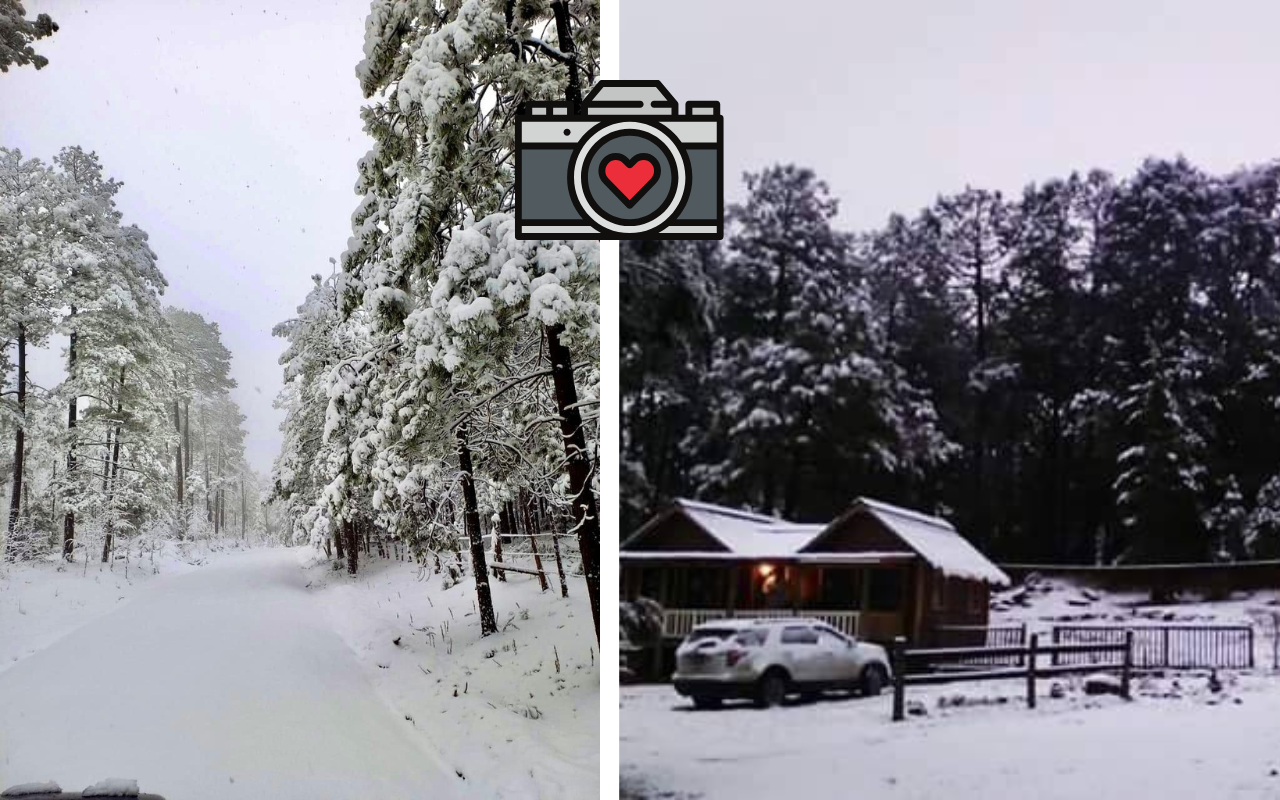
305;553;599;799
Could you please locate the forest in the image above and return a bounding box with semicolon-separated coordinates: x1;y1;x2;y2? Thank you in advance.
0;145;272;567
622;158;1280;566
269;0;603;639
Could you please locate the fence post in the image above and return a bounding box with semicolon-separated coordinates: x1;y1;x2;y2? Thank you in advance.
1163;627;1170;668
1247;626;1255;670
892;636;906;722
1026;633;1038;710
1121;629;1133;700
1050;626;1059;667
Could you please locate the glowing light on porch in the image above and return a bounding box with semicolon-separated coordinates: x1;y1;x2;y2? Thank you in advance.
756;562;778;594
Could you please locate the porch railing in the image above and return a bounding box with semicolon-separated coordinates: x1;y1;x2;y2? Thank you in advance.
662;608;860;639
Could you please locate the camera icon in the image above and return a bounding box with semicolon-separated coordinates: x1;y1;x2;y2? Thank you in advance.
515;80;723;240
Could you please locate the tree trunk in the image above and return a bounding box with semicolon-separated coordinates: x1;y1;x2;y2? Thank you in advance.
458;425;497;635
540;497;569;598
548;6;597;640
447;498;463;569
240;475;246;540
550;1;583;113
334;520;345;561
6;323;26;561
183;398;191;473
102;367;125;563
101;429;113;491
63;317;77;561
214;437;222;535
544;324;600;641
203;407;211;522
345;517;358;575
521;492;548;592
173;397;184;534
492;504;507;581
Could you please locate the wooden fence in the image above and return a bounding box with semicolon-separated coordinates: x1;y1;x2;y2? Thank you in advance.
1051;625;1254;670
890;631;1132;722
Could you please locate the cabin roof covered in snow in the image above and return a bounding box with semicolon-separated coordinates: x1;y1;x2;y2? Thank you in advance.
637;499;825;557
623;497;1009;586
831;498;1009;586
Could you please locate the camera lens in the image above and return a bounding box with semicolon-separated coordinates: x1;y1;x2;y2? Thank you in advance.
570;121;690;235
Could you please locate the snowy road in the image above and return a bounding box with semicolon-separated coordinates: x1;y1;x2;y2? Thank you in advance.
0;549;467;799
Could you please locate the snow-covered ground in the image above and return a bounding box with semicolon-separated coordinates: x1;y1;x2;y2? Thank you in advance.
991;575;1280;670
303;550;599;799
0;546;598;799
622;674;1280;799
0;540;232;675
622;577;1280;799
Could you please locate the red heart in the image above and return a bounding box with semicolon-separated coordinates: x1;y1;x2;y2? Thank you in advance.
604;157;657;201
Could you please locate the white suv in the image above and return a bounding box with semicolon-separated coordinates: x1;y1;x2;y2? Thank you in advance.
672;618;892;709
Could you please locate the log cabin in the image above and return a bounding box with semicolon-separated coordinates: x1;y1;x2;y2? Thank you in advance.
621;497;1010;646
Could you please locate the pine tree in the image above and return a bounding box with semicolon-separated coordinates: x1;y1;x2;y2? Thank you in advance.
0;0;57;72
1;149;68;558
694;165;950;520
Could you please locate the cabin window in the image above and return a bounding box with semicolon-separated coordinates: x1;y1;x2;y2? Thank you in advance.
867;568;904;612
931;575;947;611
817;568;863;610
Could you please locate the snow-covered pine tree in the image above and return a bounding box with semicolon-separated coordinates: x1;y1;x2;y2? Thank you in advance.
310;0;600;637
1;149;69;558
0;0;57;72
694;165;950;520
1113;337;1213;563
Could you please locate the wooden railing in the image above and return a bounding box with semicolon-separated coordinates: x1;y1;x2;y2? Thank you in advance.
891;631;1133;721
661;609;730;638
662;608;860;638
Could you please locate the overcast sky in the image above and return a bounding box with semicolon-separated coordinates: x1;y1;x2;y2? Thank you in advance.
1;0;373;475
623;1;1280;227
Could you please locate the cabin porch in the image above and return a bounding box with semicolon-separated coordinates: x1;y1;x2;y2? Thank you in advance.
620;556;924;644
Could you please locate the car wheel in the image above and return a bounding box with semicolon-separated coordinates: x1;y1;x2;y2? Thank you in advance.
691;696;722;710
755;671;788;708
861;665;886;697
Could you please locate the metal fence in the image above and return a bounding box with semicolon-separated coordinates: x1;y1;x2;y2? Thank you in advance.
926;624;1028;669
1050;625;1254;670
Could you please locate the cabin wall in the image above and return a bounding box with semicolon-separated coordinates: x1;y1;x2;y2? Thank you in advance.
920;567;991;644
